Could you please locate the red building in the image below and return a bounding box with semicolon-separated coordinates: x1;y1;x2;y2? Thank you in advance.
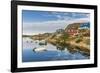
67;29;78;35
65;23;81;36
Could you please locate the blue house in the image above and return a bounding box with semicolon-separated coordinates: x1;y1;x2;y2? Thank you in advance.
79;22;90;29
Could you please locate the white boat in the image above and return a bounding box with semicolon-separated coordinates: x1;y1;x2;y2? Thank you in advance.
33;47;46;52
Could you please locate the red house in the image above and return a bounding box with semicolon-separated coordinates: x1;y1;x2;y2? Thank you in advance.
67;29;78;35
65;23;81;36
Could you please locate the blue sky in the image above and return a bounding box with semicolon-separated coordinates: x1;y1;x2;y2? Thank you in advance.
22;11;58;23
22;10;90;35
22;10;89;23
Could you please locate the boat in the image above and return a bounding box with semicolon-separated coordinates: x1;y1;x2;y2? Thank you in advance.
39;40;47;45
33;47;47;52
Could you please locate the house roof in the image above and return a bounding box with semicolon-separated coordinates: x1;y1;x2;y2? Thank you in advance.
80;22;90;28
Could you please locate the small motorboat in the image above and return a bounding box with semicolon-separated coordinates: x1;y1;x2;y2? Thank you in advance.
33;47;47;52
39;40;47;45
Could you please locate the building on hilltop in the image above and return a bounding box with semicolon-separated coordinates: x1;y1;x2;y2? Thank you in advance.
65;23;80;36
79;22;90;29
64;22;90;36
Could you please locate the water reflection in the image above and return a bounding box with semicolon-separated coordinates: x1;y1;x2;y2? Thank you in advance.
22;37;89;62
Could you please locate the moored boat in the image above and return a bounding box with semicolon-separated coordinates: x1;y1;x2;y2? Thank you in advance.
33;47;47;52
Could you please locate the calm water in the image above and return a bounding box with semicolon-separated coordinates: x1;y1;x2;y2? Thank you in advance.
22;37;89;62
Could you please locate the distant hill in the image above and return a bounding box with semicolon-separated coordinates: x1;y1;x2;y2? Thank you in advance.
65;23;81;30
22;35;33;37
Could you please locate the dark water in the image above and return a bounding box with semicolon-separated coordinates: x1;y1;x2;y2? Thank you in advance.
22;37;89;62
